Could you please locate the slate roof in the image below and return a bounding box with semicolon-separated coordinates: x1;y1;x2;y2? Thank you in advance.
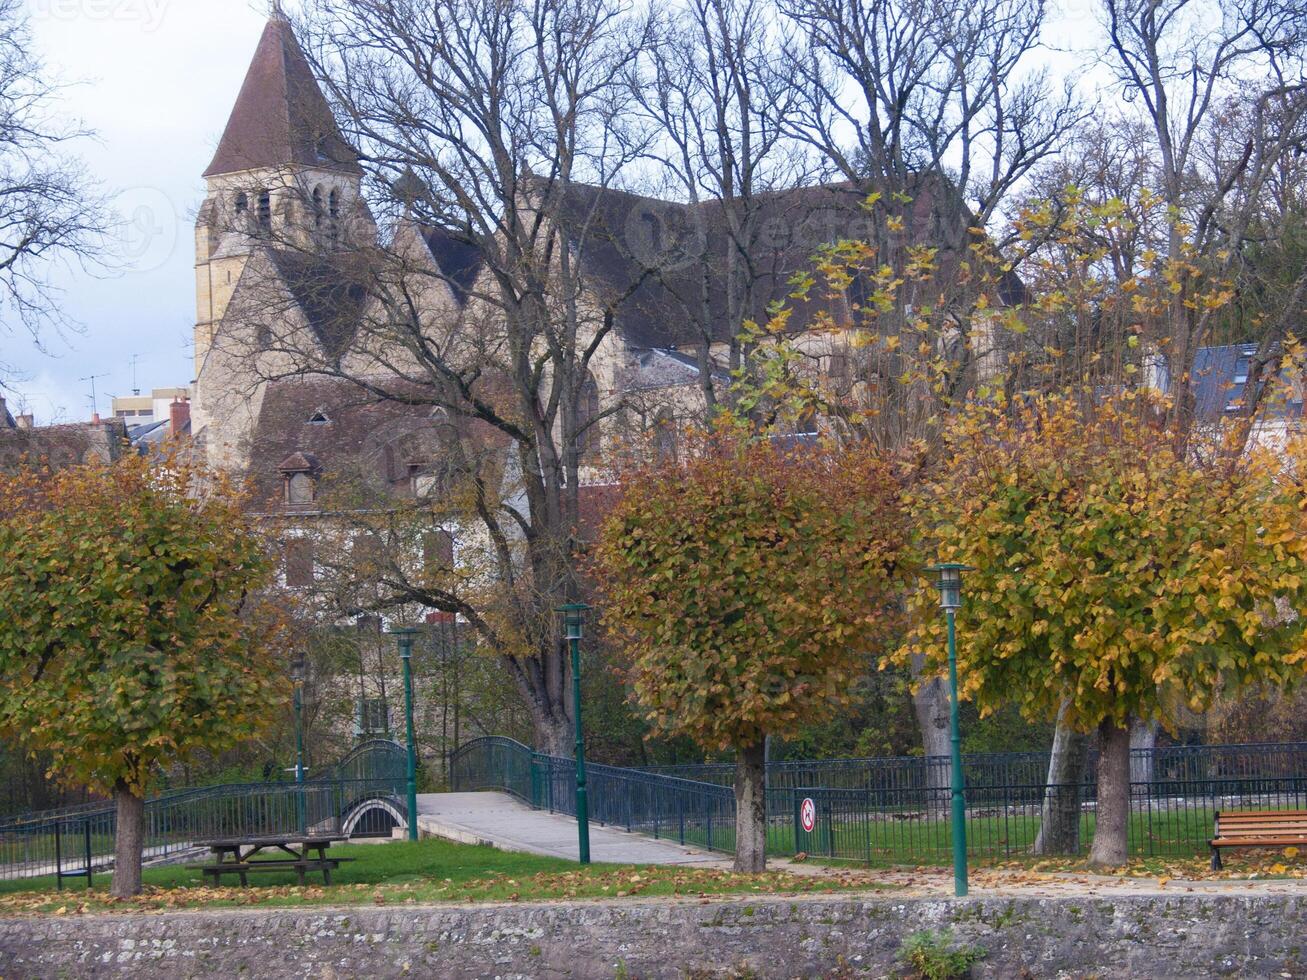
547;178;1018;350
266;250;369;357
1191;343;1303;422
420;228;482;304
244;377;505;512
204;15;360;177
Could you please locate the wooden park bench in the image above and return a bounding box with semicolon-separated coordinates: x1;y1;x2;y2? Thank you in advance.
189;836;353;887
1209;810;1307;870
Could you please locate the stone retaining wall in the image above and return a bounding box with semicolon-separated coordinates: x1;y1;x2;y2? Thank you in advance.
1;893;1304;978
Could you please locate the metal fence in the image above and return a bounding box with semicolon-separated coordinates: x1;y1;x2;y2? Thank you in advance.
452;737;736;853
0;739;408;886
454;737;1307;866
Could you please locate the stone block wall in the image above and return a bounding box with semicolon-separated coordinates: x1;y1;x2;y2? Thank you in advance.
1;893;1304;978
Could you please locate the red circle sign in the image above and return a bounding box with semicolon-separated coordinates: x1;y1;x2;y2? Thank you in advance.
800;797;817;833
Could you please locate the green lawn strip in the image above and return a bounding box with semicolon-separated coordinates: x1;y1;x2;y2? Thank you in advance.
693;807;1215;865
0;837;897;915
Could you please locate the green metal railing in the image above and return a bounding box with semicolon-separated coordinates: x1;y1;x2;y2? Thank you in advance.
0;740;408;885
453;736;1307;865
452;737;737;853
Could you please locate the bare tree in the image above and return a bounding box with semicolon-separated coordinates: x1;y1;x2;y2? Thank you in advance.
0;0;107;376
782;0;1079;253
779;0;1079;775
235;0;653;755
627;0;810;417
1099;0;1307;430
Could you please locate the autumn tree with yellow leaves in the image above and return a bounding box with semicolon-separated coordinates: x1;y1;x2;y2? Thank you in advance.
597;429;909;871
898;391;1307;866
0;451;283;896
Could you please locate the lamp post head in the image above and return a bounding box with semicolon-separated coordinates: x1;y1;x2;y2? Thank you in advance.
927;563;972;611
290;651;306;684
557;602;590;641
388;625;419;657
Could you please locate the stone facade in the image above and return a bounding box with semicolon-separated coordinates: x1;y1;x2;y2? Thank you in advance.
2;893;1305;978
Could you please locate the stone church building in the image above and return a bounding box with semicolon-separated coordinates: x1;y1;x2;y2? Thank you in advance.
189;11;960;528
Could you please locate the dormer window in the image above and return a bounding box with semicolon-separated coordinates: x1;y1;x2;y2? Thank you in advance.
307;410;331;425
287;472;315;505
278;451;321;507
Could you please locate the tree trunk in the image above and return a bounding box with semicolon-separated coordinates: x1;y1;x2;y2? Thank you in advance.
533;711;572;759
911;671;953;800
1032;702;1091;856
733;739;767;873
111;781;145;898
1088;718;1131;867
1129;717;1158;791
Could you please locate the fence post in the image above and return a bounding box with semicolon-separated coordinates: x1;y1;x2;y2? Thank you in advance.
83;821;93;890
678;794;685;845
54;820;62;892
793;793;803;856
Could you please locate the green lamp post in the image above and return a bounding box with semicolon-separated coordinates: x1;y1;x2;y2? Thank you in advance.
928;562;972;898
291;651;307;836
389;626;421;842
558;603;591;864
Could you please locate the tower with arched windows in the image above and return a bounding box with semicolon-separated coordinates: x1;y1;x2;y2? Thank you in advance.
192;11;367;382
192;10;375;469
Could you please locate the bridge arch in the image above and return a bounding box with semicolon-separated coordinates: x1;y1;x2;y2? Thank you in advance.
341;796;407;837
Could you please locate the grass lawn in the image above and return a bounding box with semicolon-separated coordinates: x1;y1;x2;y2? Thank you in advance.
670;806;1215;866
0;837;897;916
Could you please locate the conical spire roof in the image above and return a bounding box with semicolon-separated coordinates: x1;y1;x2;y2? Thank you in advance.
203;16;361;178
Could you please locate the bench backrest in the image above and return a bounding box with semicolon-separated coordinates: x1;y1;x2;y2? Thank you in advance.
1215;810;1307;839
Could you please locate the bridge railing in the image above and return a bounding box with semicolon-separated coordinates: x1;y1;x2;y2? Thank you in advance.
452;736;1307;864
451;737;737;854
0;740;410;884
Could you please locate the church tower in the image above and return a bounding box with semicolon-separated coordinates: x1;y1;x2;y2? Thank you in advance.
193;9;364;380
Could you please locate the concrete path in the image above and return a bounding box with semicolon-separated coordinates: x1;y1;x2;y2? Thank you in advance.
415;791;726;867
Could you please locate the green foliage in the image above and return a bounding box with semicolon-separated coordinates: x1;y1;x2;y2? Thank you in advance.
899;929;986;980
897;391;1307;734
0;450;284;797
597;429;908;752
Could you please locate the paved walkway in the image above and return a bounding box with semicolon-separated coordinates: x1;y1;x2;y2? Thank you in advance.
415;791;726;866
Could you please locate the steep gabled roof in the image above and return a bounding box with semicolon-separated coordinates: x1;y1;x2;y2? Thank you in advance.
548;179;988;350
204;16;361;178
266;249;368;357
421;227;483;304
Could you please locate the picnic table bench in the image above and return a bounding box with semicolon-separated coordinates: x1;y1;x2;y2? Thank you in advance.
189;836;353;886
1209;810;1307;869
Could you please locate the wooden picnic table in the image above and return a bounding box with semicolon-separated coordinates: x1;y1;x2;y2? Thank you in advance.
191;836;351;887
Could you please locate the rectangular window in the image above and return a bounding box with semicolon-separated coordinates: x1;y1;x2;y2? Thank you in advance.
285;538;314;587
423;530;455;575
358;698;390;736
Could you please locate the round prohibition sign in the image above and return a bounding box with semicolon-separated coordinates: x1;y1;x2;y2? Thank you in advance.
800;797;817;833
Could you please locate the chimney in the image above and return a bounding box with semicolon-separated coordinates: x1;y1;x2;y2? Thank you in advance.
169;397;191;437
0;395;8;428
90;412;101;425
16;414;33;430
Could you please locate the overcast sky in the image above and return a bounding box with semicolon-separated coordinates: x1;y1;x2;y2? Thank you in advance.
7;0;271;422
6;0;1105;424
